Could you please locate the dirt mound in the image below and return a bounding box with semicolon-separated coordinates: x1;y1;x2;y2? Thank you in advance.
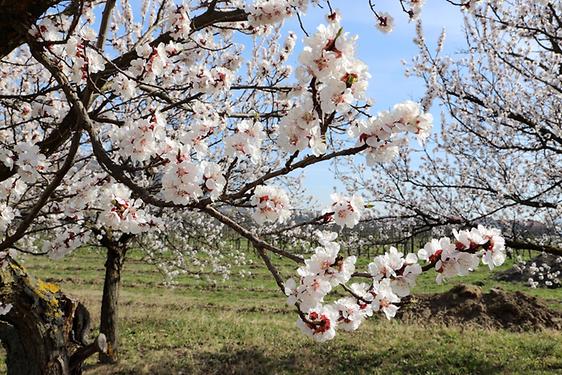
495;253;561;288
397;284;562;330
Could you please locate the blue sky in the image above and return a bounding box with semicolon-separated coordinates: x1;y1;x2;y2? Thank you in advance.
280;2;467;205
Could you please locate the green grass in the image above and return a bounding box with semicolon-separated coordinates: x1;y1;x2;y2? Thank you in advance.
3;247;562;374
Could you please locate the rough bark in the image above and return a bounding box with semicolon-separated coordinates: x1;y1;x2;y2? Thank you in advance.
98;242;127;364
0;255;106;374
0;0;65;58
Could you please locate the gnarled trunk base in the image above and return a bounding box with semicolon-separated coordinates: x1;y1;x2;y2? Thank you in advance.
0;255;106;375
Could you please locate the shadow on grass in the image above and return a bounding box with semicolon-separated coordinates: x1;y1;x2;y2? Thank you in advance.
195;347;298;375
85;345;505;375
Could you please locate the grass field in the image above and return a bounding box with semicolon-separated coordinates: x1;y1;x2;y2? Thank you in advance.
5;246;562;374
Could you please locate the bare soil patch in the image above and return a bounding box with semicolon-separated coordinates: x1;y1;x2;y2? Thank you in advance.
397;284;562;330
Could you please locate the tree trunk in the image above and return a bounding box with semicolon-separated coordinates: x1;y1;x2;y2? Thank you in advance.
98;242;127;364
0;255;106;374
0;0;64;59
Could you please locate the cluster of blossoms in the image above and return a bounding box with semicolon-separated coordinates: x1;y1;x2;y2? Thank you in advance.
113;111;167;163
0;141;48;184
296;13;370;111
285;226;506;342
224;120;266;164
190;65;233;95
0;204;18;233
64;36;105;84
326;193;364;228
349;100;433;164
129;42;175;83
181;102;227;157
279;14;370;155
169;5;191;40
277;96;325;156
368;247;422;297
117;110;228;205
251;185;291;224
516;255;562;288
99;183;162;234
43;225;92;260
275;12;434;164
162;155;204;205
420;225;505;284
35;175;166;259
31;8;105;85
246;0;313;26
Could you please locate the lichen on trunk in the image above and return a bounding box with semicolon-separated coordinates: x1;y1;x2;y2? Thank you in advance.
0;255;106;375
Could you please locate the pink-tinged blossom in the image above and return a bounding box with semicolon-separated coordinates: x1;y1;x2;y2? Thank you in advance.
391;254;422;297
247;0;311;26
368;252;398;281
304;246;356;287
453;226;506;270
349;282;375;318
251;185;291;225
100;183;162;234
331;297;365;331
0;204;17;232
201;162;226;201
64;36;105;84
114;111;166;162
368;248;421;297
225;120;266;164
354;101;432;165
161;159;203;205
371;279;401;319
461;0;482;13
297;14;371;116
475;226;506;270
190;66;233;94
111;74;137;100
296;305;337;342
169;6;191;40
376;12;394;33
407;0;425;19
14;141;47;183
328;193;364;229
419;237;479;284
368;247;406;280
278;98;325;155
286;273;332;311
